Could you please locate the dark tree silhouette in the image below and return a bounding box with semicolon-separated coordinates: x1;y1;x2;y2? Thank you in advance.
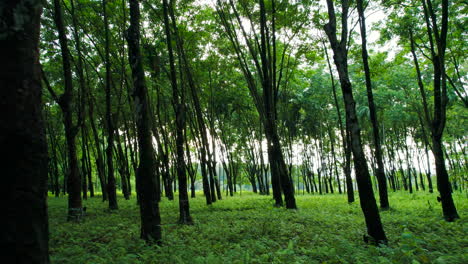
0;0;49;262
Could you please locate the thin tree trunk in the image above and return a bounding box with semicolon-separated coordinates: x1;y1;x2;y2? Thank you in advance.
260;0;296;209
162;0;193;223
115;131;130;199
328;124;342;194
103;0;118;210
88;96;107;200
84;132;94;197
357;0;389;209
416;148;426;191
81;132;88;200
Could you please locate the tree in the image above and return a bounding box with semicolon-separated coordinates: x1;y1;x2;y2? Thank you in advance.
322;41;354;203
162;0;193;224
217;0;297;209
103;0;118;210
127;0;162;243
417;0;459;221
171;2;218;204
356;0;389;209
49;0;83;221
0;0;49;262
323;0;387;244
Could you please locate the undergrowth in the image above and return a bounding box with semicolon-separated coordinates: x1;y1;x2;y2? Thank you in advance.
48;191;467;263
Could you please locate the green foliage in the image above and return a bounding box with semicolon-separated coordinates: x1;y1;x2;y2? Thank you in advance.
49;192;467;263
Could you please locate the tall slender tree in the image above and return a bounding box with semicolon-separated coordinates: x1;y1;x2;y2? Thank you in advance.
323;40;354;203
356;0;389;210
418;0;459;221
50;0;83;221
127;0;162;243
168;0;215;204
217;0;297;209
323;0;387;244
162;0;193;223
103;0;118;210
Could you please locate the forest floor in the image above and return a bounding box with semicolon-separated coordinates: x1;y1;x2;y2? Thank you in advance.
48;191;467;264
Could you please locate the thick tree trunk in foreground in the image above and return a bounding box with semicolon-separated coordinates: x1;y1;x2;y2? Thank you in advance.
127;0;161;243
357;0;389;210
0;0;49;262
324;0;387;244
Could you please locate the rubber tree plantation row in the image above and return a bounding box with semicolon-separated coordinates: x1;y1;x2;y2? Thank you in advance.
1;0;466;263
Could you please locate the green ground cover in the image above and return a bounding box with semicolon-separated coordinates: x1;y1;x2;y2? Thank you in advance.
49;192;467;264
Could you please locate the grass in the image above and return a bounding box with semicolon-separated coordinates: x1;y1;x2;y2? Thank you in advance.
48;191;467;264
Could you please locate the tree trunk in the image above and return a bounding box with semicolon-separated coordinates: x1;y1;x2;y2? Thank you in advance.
357;0;389;209
324;41;354;202
84;135;95;197
162;0;192;223
417;0;458;220
167;2;213;205
70;0;90;202
328;125;341;194
259;0;296;209
88;97;107;200
416;148;426;191
324;0;387;244
127;0;162;243
115;131;130;200
1;1;49;261
433;135;458;220
103;0;118;210
81;133;88;200
52;0;83;221
210;131;222;200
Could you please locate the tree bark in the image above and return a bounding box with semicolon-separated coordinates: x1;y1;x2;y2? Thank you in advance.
103;0;119;210
323;0;387;244
417;0;458;220
162;0;193;224
1;1;49;262
127;0;162;243
52;0;83;221
357;0;389;209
